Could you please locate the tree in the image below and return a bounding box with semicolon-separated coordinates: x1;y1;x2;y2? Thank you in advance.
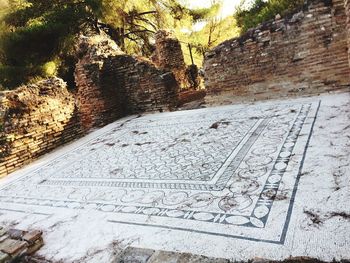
234;0;304;33
0;0;241;89
0;0;198;89
0;0;103;89
99;0;196;56
183;1;239;65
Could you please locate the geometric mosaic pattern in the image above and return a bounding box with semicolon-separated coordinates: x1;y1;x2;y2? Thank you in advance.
0;100;321;244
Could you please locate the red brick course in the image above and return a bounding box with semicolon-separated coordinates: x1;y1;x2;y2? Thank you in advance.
204;0;350;105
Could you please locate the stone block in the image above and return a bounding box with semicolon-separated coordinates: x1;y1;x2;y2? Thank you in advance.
22;230;42;244
0;251;10;263
26;237;44;255
114;247;155;263
0;229;6;238
148;251;229;263
0;238;27;257
7;229;25;240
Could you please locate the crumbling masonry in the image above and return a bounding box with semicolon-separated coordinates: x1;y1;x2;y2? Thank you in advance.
0;34;180;176
204;0;350;105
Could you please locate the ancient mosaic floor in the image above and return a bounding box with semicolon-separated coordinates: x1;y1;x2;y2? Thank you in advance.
0;93;349;262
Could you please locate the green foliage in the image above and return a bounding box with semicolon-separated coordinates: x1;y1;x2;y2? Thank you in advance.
182;1;239;66
0;0;241;89
188;2;221;22
0;0;101;89
42;61;57;77
235;0;304;33
100;0;202;56
0;0;201;88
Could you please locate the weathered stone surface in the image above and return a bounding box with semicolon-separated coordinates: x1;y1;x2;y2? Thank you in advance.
0;228;6;238
152;30;201;90
0;251;10;263
101;55;179;114
204;0;350;105
25;237;44;255
7;229;25;240
0;236;7;244
0;78;83;177
22;231;42;244
345;0;350;67
74;34;125;130
152;30;186;72
0;238;27;256
0;228;44;261
178;89;206;106
75;33;179;130
148;251;229;263
114;247;155;263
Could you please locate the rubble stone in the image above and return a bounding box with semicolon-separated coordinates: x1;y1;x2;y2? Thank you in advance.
0;251;10;263
0;238;27;257
22;231;42;244
147;250;229;263
114;247;155;263
0;228;44;261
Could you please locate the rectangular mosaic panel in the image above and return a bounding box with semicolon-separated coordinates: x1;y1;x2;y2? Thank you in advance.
0;100;321;244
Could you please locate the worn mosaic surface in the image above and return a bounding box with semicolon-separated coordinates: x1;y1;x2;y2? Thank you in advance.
0;100;321;245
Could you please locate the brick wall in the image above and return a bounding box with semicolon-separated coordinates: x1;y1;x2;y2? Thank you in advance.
152;30;189;89
204;0;350;105
152;30;186;71
101;55;179;113
0;34;181;177
0;78;83;176
75;34;179;130
346;0;350;66
152;30;201;89
74;34;125;130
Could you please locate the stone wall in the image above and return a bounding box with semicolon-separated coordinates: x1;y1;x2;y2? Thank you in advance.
346;0;350;66
74;34;125;130
152;30;201;89
152;30;186;72
0;35;179;177
0;34;180;177
101;56;179;113
0;78;83;176
204;0;350;104
75;34;179;130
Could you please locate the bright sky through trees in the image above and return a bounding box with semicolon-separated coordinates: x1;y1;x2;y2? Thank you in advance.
184;0;247;31
187;0;242;18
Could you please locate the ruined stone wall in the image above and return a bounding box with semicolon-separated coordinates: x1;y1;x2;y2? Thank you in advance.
75;34;179;130
101;56;179;113
0;34;180;177
152;30;186;71
0;78;83;177
204;0;350;104
74;34;125;130
152;30;200;89
346;0;350;66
